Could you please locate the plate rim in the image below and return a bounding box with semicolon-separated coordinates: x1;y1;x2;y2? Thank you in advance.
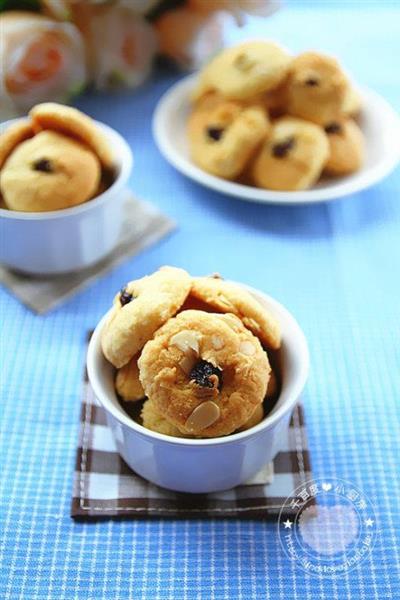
152;74;400;206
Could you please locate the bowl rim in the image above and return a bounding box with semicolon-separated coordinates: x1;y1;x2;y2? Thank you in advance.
0;118;133;220
87;282;310;447
152;74;400;205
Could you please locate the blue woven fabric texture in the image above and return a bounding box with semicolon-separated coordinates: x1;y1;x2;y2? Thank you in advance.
1;3;399;599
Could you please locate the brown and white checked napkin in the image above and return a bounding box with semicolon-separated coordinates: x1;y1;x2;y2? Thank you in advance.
71;375;313;519
0;193;175;314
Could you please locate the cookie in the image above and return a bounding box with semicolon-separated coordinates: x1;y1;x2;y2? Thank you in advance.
243;76;289;117
191;90;226;114
262;78;289;116
190;277;281;350
252;117;329;191
0;119;34;169
101;266;191;368
192;41;291;102
141;399;188;438
236;403;264;432
188;101;269;179
0;131;101;212
342;86;362;117
323;119;364;175
287;52;348;125
115;355;145;402
138;310;270;437
30;103;115;170
265;368;279;401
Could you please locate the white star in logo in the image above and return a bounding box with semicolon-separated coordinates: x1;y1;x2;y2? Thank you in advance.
365;518;374;527
283;519;293;529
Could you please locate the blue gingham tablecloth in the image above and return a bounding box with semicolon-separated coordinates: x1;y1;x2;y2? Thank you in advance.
1;3;399;598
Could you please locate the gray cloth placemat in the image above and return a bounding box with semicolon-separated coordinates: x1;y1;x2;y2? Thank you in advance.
0;194;176;314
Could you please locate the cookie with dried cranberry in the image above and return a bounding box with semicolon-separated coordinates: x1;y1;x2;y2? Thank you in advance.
138;310;270;438
192;40;291;102
101;266;191;368
30;102;115;170
190;277;281;350
252;117;329;191
115;355;145;402
0;130;101;212
287;52;348;125
323;119;364;175
188;100;269;179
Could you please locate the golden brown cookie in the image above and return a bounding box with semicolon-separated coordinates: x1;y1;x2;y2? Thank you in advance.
323;119;364;175
236;403;264;432
141;399;188;438
192;41;291;102
138;310;270;438
252;117;329;191
0;131;101;212
0;119;35;169
287;52;348;125
101;266;191;368
188;100;269;179
242;76;289;117
265;368;279;401
191;91;226;114
30;103;115;169
190;277;281;350
342;86;362;117
262;78;289;116
115;355;145;402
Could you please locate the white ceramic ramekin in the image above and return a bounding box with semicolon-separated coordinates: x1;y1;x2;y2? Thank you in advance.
0;118;133;275
87;284;309;494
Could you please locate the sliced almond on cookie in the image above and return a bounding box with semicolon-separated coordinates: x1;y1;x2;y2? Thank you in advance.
184;401;220;432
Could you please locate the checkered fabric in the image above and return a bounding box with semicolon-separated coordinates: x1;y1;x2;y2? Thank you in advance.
71;377;312;519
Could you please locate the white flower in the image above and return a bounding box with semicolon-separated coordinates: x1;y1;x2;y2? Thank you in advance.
73;5;158;89
155;6;233;70
0;12;86;119
118;0;160;15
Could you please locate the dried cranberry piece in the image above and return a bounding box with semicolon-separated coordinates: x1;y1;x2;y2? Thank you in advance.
324;122;342;135
206;127;224;141
120;287;133;306
32;158;53;173
272;137;296;158
190;360;223;390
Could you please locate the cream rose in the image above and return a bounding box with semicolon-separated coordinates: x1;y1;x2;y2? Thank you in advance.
71;4;158;90
0;11;86;119
155;6;233;70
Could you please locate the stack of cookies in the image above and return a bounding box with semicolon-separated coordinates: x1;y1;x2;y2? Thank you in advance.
188;41;364;191
101;266;281;438
0;103;115;212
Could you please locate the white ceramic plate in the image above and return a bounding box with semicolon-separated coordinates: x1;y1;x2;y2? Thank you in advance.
153;74;400;205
